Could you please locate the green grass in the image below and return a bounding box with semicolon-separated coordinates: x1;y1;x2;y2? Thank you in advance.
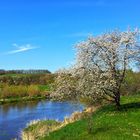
0;96;46;105
38;85;51;91
40;95;140;140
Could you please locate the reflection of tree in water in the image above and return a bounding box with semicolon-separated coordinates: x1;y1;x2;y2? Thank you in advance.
0;101;40;115
25;101;40;110
0;104;10;116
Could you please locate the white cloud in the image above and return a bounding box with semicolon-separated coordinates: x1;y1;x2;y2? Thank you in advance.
6;44;38;54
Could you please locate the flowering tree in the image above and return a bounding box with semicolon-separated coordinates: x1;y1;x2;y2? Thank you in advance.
52;69;79;100
53;29;140;108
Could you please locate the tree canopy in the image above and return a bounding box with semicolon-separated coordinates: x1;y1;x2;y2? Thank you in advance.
53;29;140;107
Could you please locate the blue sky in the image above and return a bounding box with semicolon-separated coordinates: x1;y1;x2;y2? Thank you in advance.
0;0;140;72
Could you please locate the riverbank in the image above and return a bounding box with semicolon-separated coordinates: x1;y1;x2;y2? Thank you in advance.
0;96;48;105
0;84;52;105
22;95;140;140
21;106;98;140
0;72;54;105
0;100;84;140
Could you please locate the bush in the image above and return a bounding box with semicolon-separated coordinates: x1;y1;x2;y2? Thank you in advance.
28;85;40;97
0;85;28;98
0;85;42;99
121;71;140;95
0;74;55;85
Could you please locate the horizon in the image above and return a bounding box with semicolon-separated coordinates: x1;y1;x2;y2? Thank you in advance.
0;0;140;72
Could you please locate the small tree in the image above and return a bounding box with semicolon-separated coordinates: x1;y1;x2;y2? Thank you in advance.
53;29;140;108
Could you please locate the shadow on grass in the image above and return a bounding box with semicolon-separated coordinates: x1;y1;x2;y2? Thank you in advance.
98;101;140;113
92;126;114;135
119;102;140;111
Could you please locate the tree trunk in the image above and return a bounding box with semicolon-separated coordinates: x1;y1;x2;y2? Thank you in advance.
115;92;120;110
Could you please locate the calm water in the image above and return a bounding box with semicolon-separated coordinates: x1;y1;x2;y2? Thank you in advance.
0;100;84;140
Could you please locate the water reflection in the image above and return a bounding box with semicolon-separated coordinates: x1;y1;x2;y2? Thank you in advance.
0;101;39;115
0;100;84;140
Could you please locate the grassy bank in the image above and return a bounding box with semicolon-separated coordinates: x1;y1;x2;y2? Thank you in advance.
0;96;47;105
0;84;51;104
22;95;140;140
0;72;54;104
41;95;140;140
22;120;61;140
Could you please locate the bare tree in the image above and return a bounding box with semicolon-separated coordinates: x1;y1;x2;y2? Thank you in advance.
53;29;140;108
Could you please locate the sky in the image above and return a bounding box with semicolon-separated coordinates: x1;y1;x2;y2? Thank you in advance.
0;0;140;72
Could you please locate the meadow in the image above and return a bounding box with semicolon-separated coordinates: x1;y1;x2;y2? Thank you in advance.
21;70;140;140
40;95;140;140
0;71;55;104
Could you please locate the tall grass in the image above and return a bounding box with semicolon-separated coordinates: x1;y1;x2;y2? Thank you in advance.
28;85;40;97
0;84;48;99
0;85;28;98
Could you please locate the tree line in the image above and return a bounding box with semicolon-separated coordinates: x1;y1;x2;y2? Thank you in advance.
0;73;55;85
0;69;51;75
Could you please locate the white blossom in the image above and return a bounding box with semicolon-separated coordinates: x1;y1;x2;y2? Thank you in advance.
53;29;140;107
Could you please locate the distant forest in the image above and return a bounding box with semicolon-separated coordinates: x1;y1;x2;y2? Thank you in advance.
0;69;51;75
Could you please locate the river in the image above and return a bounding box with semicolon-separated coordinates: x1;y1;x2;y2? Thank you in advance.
0;100;84;140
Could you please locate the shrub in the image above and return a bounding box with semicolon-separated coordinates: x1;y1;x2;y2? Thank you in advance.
1;85;28;98
28;85;40;97
121;71;140;95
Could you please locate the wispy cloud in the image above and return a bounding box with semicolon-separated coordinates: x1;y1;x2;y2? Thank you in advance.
6;44;38;54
